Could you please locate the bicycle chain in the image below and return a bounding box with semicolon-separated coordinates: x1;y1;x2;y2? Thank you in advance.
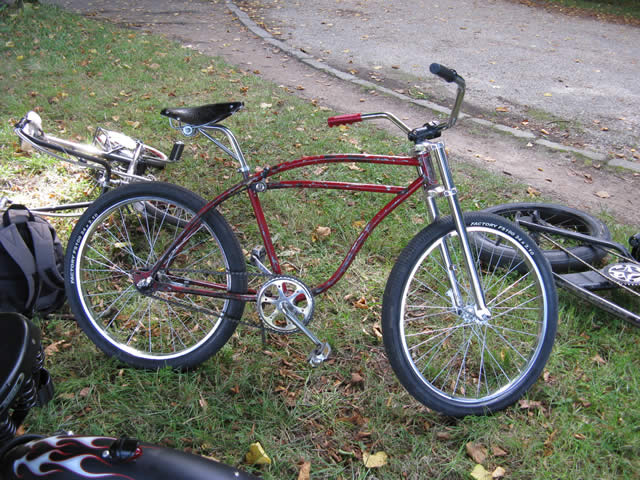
147;268;278;330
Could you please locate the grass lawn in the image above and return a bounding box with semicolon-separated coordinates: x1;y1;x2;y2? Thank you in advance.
1;4;638;479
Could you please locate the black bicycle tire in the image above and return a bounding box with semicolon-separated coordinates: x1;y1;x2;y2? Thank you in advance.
64;182;247;370
479;202;611;273
382;212;557;416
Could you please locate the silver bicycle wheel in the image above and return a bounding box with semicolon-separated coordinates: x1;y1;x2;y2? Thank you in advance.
64;182;246;369
382;213;557;416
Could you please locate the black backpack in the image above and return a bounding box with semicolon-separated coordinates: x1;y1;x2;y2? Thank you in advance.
0;204;65;316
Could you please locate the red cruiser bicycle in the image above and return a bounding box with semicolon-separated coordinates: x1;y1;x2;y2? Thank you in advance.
62;64;558;416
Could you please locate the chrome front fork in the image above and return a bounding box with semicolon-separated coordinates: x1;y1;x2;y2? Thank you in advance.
417;142;490;317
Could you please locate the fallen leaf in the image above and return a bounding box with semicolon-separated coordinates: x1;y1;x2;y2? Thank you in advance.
363;451;387;468
298;460;311;480
245;442;271;465
315;226;331;237
527;186;541;197
44;340;65;356
352;220;366;229
592;354;607;365
354;296;368;309
492;466;507;478
199;393;208;411
594;191;610;199
79;387;90;398
466;442;487;464
470;464;492;480
492;445;508;456
495;106;509;112
519;399;543;409
259;102;272;109
371;323;383;339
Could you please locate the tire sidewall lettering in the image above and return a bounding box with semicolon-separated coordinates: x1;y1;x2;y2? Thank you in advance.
67;211;100;285
469;220;535;256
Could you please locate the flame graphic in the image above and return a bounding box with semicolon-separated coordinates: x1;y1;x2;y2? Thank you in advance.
12;435;135;479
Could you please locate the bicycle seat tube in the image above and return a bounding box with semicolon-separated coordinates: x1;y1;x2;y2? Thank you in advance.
196;125;251;179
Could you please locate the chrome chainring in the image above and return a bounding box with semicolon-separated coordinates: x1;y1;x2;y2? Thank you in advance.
256;276;314;334
601;262;640;287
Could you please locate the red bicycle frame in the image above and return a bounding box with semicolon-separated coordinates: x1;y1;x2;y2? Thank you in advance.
144;151;439;301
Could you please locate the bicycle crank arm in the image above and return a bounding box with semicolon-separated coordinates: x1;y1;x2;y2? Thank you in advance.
281;304;332;366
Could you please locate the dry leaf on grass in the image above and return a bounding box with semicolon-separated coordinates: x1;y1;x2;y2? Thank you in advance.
245;442;271;465
315;226;331;237
470;464;492;480
363;451;387;468
466;442;488;464
297;460;311;480
492;466;507;478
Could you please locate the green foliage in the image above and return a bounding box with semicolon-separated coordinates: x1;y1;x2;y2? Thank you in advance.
1;4;639;479
541;0;640;21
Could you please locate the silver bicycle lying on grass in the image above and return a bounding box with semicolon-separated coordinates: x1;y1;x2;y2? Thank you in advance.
13;111;183;216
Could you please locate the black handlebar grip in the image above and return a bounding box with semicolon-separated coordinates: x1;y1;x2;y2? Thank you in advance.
430;63;458;83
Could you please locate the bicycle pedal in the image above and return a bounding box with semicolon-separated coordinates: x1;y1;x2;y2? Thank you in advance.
308;342;332;367
169;141;184;162
251;246;266;262
250;246;271;274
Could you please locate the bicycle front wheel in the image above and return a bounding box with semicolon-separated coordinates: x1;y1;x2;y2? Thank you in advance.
65;182;247;369
382;213;557;416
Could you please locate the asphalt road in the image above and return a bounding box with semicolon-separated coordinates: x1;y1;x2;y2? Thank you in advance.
244;0;639;157
42;0;640;223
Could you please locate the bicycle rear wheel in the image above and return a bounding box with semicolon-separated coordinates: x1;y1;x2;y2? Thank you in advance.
480;203;611;273
64;182;247;369
382;213;557;416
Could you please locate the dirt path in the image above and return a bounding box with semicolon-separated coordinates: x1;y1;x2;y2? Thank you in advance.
44;0;640;226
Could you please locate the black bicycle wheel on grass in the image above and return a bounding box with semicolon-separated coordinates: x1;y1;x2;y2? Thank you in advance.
479;203;611;273
382;213;557;416
64;182;247;370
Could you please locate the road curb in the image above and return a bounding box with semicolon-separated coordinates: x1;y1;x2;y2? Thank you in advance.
226;0;628;171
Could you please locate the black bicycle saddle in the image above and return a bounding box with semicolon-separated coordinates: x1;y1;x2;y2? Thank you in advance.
160;102;244;126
